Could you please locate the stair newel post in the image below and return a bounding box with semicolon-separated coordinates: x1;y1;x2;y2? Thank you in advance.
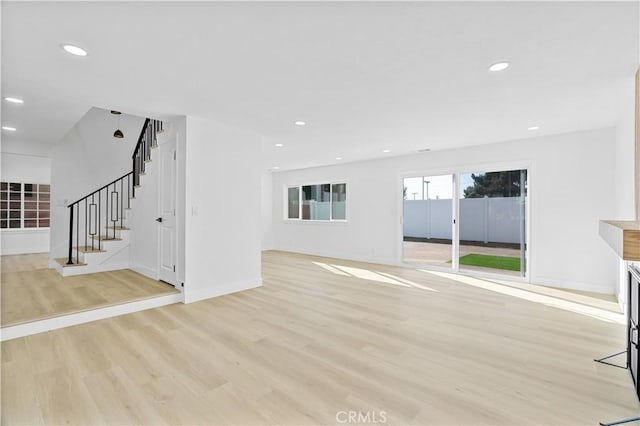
120;178;124;231
105;186;109;240
85;199;88;254
98;190;101;251
76;201;79;264
67;204;74;265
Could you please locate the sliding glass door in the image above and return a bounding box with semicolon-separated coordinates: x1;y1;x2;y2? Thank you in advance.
402;174;454;269
458;169;527;277
402;168;528;278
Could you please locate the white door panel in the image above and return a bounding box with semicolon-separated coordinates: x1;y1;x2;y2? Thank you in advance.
158;138;177;285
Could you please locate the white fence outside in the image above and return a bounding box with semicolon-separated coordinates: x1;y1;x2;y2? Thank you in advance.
403;197;525;244
305;201;346;220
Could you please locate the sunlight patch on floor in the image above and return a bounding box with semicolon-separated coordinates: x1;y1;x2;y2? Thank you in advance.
421;270;624;324
312;261;438;292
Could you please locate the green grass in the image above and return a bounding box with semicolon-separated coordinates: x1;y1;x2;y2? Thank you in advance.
456;253;521;271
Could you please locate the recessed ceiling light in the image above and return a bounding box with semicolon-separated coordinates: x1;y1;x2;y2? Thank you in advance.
273;166;280;170
489;61;510;72
275;143;284;147
294;121;306;126
2;126;17;132
3;97;24;104
335;157;343;160
527;126;540;131
61;44;88;57
382;149;391;153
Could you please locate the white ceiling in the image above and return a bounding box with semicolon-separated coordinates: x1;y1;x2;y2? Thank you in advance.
1;1;638;170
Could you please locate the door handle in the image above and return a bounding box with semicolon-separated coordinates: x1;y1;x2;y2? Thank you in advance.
156;217;163;223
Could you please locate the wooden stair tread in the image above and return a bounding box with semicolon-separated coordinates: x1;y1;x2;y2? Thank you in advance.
54;257;87;267
91;236;123;241
73;246;107;253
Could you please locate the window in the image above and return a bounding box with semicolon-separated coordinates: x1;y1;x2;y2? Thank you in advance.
0;182;50;229
331;183;346;220
287;182;347;221
288;187;300;219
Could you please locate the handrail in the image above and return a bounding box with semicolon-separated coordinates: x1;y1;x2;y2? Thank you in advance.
132;118;151;159
68;171;133;207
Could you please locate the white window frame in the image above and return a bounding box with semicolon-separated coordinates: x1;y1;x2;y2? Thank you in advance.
1;181;51;230
285;182;348;222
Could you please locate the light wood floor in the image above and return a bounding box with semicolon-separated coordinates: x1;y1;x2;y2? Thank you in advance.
1;253;179;327
2;250;638;424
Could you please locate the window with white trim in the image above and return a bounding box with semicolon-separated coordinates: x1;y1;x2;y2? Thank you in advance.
0;182;50;229
287;183;347;221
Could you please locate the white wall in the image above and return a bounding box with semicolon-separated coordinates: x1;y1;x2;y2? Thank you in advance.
613;76;638;305
271;127;619;294
49;108;145;259
184;116;262;303
261;171;274;250
128;141;159;279
1;153;51;183
1;152;52;255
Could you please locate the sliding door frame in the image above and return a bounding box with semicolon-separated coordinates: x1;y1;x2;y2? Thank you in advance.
398;160;533;282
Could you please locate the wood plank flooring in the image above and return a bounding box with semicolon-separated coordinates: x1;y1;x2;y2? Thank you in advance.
1;253;179;327
2;250;639;424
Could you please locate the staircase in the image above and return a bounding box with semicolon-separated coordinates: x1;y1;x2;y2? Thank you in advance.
53;118;163;277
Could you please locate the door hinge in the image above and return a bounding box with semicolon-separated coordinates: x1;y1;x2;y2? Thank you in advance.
173;265;176;272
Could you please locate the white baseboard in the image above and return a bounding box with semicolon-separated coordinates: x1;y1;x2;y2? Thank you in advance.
184;278;262;304
530;276;614;295
1;293;183;341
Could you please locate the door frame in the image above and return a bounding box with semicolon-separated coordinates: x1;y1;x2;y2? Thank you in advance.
398;160;533;282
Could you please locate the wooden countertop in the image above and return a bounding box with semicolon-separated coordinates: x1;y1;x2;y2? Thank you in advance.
599;220;640;261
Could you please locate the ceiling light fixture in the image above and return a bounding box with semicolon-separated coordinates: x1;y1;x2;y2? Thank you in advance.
527;126;540;131
294;121;306;126
3;97;24;104
61;44;88;57
111;110;124;139
335;157;343;160
273;166;280;170
489;61;510;72
275;143;284;147
2;126;17;132
382;149;391;153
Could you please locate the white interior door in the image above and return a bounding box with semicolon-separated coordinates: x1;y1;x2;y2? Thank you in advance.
158;137;177;285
